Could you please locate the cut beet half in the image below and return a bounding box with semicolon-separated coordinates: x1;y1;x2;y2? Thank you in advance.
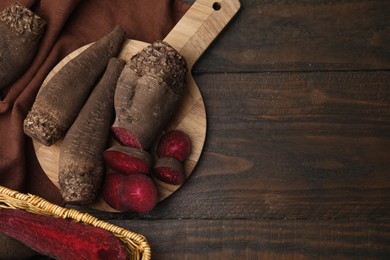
111;127;142;149
103;146;151;175
153;157;185;185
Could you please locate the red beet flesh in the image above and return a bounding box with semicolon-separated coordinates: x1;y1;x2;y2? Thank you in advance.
157;130;191;162
153;157;185;185
0;209;128;259
111;127;142;148
103;173;158;213
153;166;185;185
103;148;150;175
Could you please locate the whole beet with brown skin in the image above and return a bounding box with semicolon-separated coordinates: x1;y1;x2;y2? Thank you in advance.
112;41;187;149
0;3;46;89
59;58;125;205
24;25;126;146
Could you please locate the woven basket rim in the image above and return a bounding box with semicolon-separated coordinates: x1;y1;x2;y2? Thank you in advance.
0;185;151;260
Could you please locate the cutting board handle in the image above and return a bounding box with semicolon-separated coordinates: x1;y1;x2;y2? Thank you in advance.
164;0;240;68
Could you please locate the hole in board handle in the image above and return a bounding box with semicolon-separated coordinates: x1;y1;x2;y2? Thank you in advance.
213;2;221;11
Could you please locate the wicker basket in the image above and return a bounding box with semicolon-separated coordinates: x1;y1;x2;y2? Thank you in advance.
0;185;151;260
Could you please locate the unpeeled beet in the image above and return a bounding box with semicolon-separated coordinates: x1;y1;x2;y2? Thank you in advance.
103;173;158;213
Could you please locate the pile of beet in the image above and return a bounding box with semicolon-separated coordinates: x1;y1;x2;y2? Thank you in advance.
101;42;192;214
103;129;192;214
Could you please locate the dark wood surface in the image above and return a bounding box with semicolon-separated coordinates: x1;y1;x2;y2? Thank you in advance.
87;0;390;258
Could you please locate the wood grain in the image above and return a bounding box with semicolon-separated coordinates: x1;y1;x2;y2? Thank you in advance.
81;71;390;219
193;0;390;73
155;71;390;219
108;219;390;259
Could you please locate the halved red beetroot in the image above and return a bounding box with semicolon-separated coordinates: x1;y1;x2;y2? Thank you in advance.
103;146;151;175
153;157;185;185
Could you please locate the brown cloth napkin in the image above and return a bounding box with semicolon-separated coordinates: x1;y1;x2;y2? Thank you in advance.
0;0;190;205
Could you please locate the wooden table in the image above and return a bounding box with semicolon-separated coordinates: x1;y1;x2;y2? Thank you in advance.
84;0;390;258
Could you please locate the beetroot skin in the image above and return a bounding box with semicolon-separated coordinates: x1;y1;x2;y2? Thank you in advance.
103;173;158;213
157;130;191;162
103;146;151;175
111;127;142;149
153;157;185;185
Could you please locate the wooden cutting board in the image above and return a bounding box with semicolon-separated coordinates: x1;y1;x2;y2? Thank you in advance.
33;0;240;212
